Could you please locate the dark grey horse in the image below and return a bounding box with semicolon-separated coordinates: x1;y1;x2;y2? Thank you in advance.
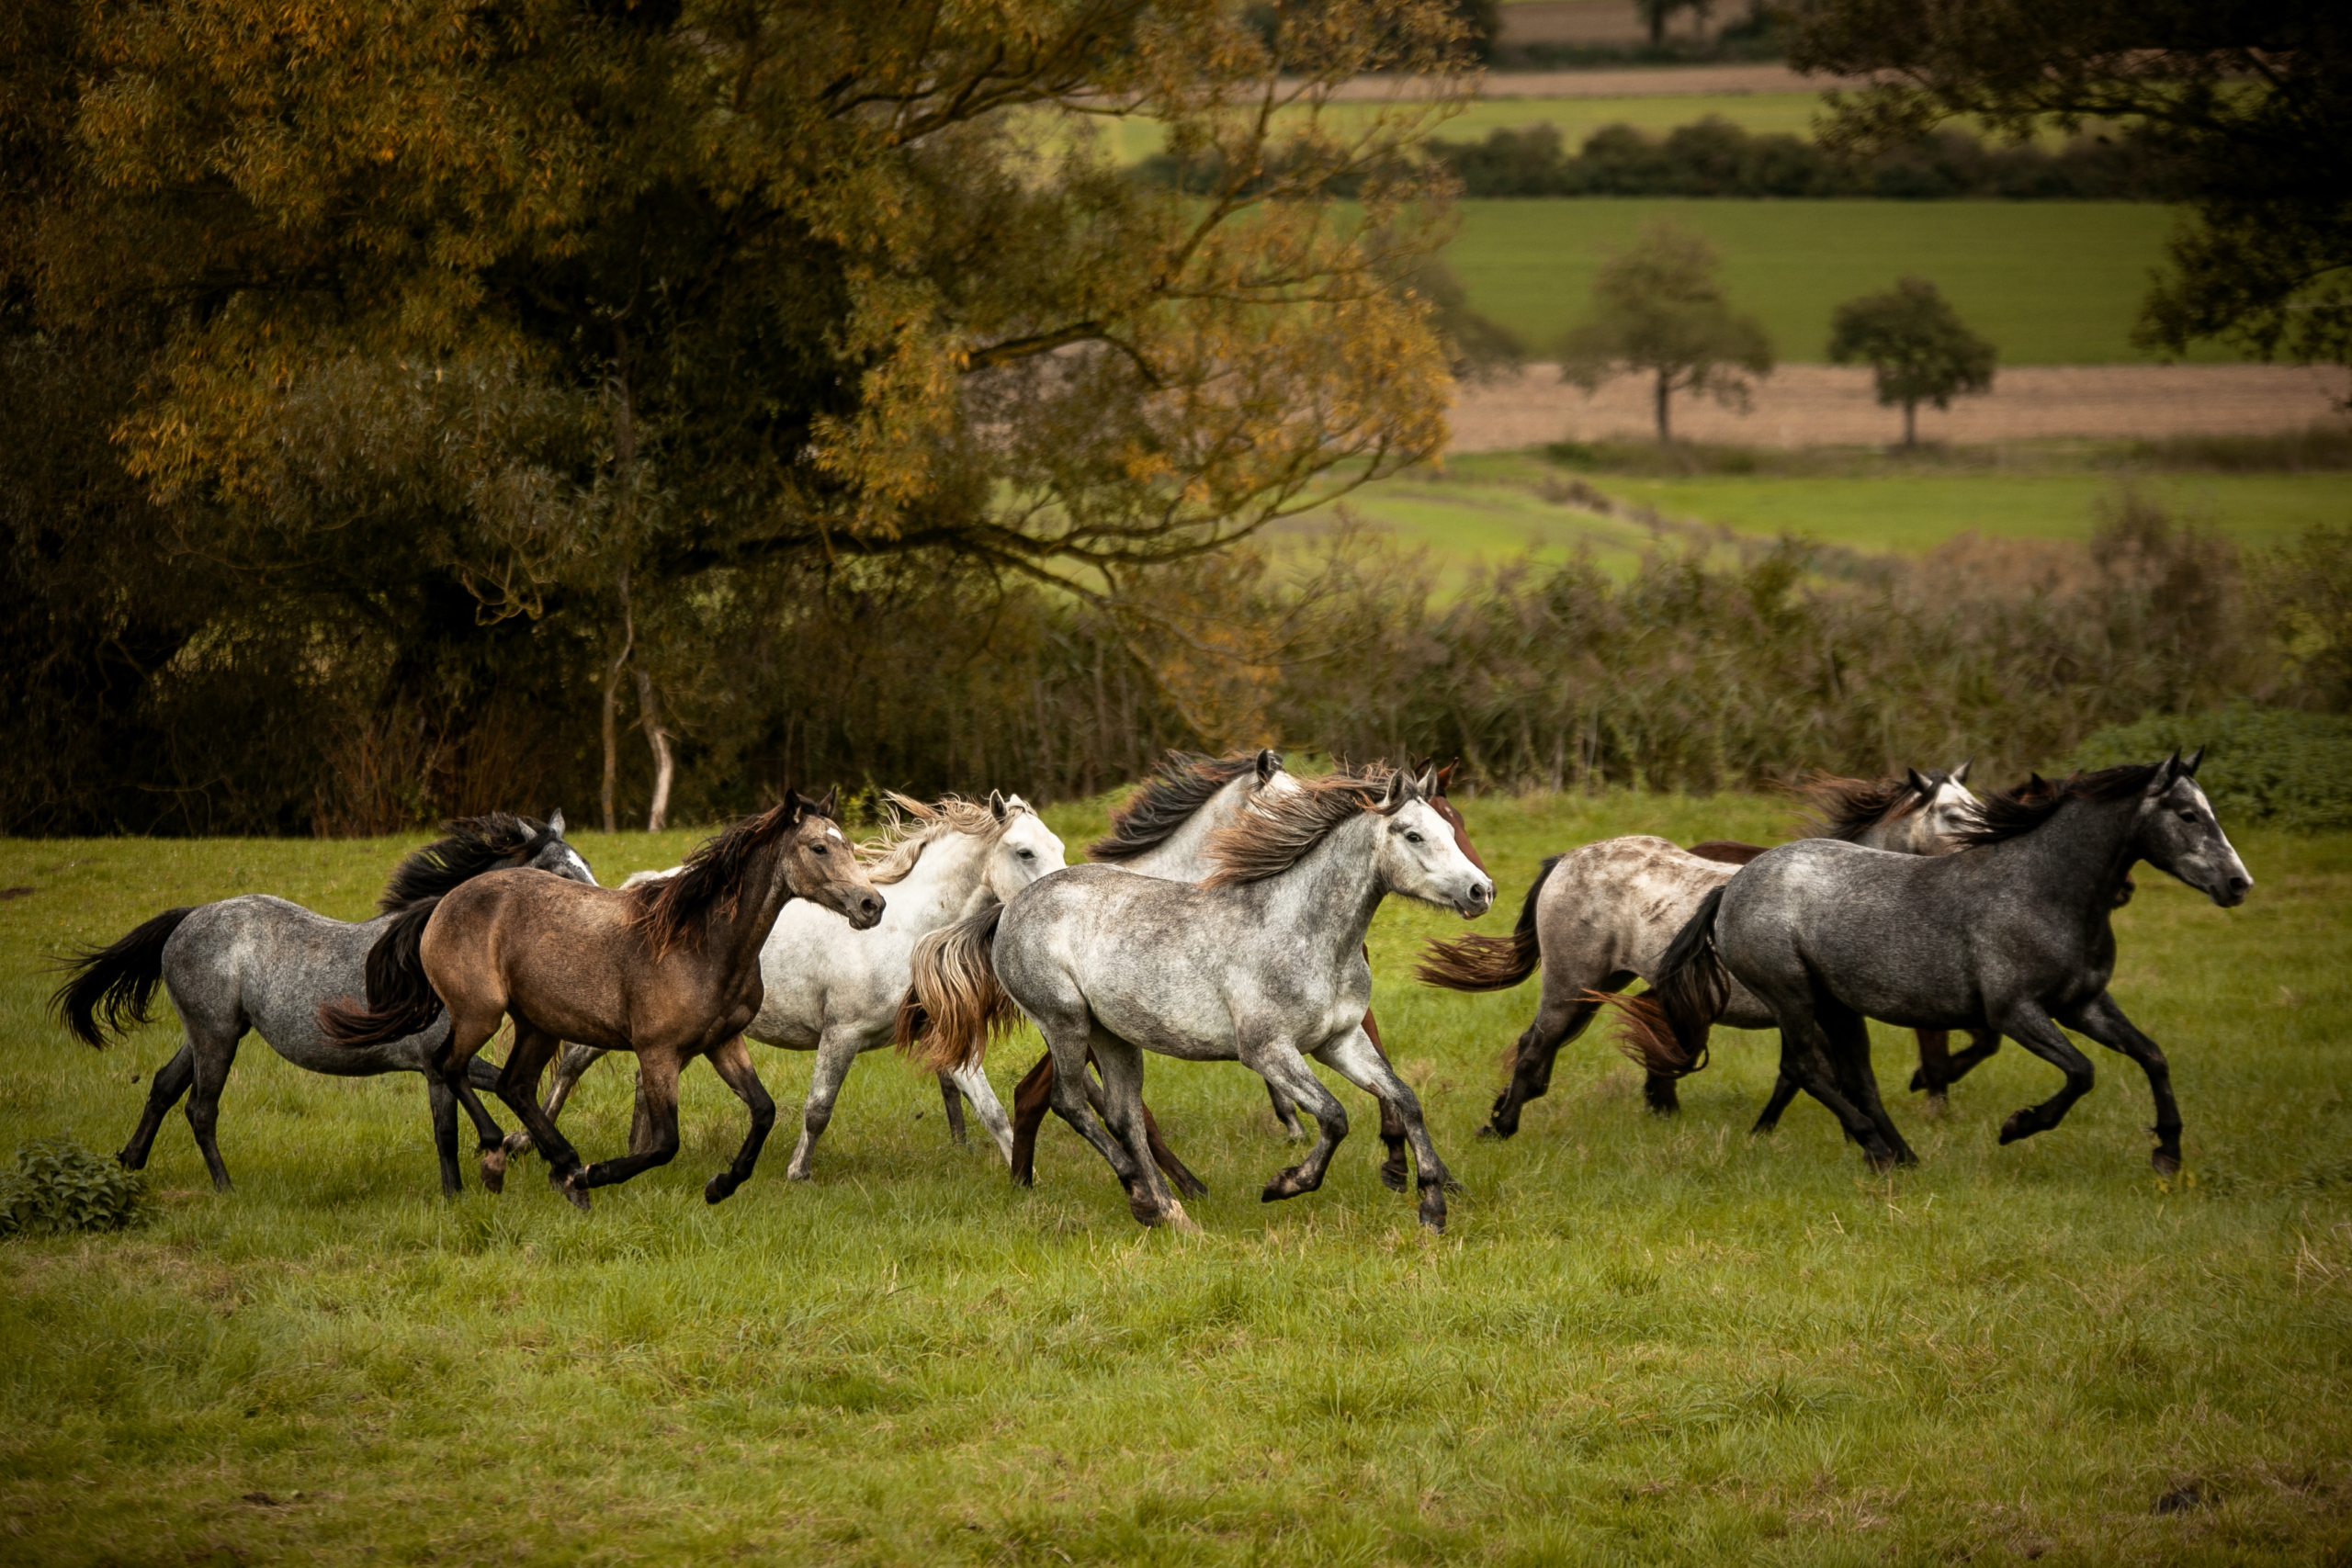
1648;754;2249;1172
52;812;595;1193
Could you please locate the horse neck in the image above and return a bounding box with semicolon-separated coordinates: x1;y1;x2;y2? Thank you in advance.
876;832;994;931
1120;776;1253;879
2000;795;2143;909
707;835;803;976
1255;809;1386;964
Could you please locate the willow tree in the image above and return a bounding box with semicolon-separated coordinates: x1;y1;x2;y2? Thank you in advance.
26;0;1470;818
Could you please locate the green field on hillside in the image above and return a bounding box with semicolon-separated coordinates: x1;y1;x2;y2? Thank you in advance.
1445;198;2224;366
1280;453;2352;582
3;793;2348;1565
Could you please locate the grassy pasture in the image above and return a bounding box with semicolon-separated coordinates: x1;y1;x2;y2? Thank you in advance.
1443;199;2226;366
3;793;2350;1564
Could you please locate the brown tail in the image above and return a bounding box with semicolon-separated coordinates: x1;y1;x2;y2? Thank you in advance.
1592;990;1710;1078
1417;853;1558;991
897;906;1018;1072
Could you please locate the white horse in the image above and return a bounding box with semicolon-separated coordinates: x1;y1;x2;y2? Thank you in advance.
513;792;1065;1179
907;766;1494;1232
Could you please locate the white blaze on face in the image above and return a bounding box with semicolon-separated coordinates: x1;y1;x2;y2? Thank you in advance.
1926;778;1980;850
566;847;601;886
1385;797;1494;915
2182;778;2254;899
993;809;1069;900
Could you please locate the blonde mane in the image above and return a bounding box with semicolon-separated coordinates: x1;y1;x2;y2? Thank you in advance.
857;793;1023;886
1203;768;1400;887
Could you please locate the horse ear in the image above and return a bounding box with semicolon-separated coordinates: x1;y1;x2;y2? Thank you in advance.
1254;748;1283;785
1434;759;1459;794
2182;745;2205;777
1951;759;1972;785
1415;762;1441;796
2147;753;2180;795
545;807;566;838
1380;768;1410;807
989;789;1008;822
812;785;840;819
1906;767;1934;798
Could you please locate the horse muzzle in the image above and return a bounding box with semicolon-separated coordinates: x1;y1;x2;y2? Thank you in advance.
1457;880;1496;919
843;892;887;930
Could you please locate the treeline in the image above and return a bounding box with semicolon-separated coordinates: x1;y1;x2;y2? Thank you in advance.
10;460;2344;836
1136;120;2181;202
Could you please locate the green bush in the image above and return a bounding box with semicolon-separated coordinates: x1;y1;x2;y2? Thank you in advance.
2056;705;2352;831
0;1136;151;1238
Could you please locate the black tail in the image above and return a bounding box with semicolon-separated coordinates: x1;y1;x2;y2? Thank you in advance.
51;907;198;1049
316;898;446;1048
1416;854;1559;991
1647;885;1730;1077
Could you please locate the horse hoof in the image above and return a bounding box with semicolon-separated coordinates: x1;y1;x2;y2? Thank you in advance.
479;1148;507;1194
1919;1092;1951;1120
2152;1148;2182;1177
1260;1168;1309;1202
1417;1201;1447;1233
1998;1111;2033;1145
1379;1164;1408;1194
1162;1201;1201;1234
501;1131;534;1161
704;1174;740;1205
553;1168;592;1211
1865;1151;1898;1174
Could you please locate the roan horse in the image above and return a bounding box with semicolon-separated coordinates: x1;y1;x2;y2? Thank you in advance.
1418;768;1985;1138
1006;750;1488;1193
507;792;1065;1181
52;812;596;1194
1647;754;2250;1171
904;766;1494;1231
320;792;883;1207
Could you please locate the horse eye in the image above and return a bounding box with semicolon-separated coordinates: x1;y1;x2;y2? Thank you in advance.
812;843;829;854
1406;830;1424;844
2177;809;2197;822
1018;849;1035;860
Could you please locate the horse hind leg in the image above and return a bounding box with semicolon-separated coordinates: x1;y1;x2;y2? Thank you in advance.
938;1074;969;1145
183;1030;243;1192
483;1021;594;1207
119;1041;198;1173
1035;1019;1168;1227
702;1036;776;1204
786;1030;866;1182
1487;981;1609;1140
1263;1080;1308;1141
1088;1032;1195;1232
1820;1000;1914;1167
1008;1052;1054;1187
499;1042;605;1168
1078;1055;1204;1199
1361;1010;1415;1192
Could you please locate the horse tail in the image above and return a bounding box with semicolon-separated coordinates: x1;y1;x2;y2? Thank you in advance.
316;897;446;1048
1416;853;1558;991
1592;990;1693;1078
896;906;1015;1073
51;907;197;1049
1645;885;1730;1077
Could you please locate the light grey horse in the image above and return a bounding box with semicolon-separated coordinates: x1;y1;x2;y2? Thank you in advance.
52;812;596;1193
1649;753;2250;1171
905;766;1495;1232
1420;766;1989;1136
508;792;1065;1179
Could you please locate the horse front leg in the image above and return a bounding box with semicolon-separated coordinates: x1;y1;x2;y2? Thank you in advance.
944;1059;1017;1169
1990;1003;2097;1151
1238;1036;1349;1206
499;1042;606;1168
786;1029;866;1182
567;1046;683;1200
1316;1026;1452;1232
702;1035;775;1204
2060;992;2182;1174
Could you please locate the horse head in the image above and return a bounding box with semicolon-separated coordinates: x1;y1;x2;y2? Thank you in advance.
983;792;1068;905
780;789;887;931
2136;749;2252;908
520;807;600;886
1376;765;1495;919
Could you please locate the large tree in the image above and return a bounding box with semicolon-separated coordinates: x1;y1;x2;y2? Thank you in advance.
10;0;1473;824
1792;0;2352;381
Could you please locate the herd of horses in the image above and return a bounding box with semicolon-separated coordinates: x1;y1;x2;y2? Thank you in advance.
51;747;2249;1231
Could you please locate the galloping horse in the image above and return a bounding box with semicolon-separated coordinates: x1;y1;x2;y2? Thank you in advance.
905;766;1494;1231
508;792;1064;1181
52;813;595;1194
1419;768;1984;1138
1648;755;2249;1171
320;792;882;1207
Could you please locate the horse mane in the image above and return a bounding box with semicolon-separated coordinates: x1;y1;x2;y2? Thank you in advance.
625;797;808;956
858;794;1021;886
378;812;551;913
1955;761;2166;848
1203;769;1398;887
1089;751;1261;863
1792;773;1917;842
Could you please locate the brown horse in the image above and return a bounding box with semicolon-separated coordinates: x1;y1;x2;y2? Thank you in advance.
319;791;883;1209
1003;756;1488;1194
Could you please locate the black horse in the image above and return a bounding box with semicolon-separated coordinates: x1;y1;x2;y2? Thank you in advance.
1648;753;2250;1172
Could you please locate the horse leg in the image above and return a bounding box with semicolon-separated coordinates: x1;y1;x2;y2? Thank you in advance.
1316;1026;1452;1232
426;1075;465;1196
938;1074;969;1145
1754;1000;1898;1167
183;1031;241;1192
1820;1001;1915;1166
1088;1032;1194;1232
1009;1052;1054;1187
1487;981;1609;1140
481;1022;592;1206
1035;1013;1167;1226
1750;1070;1804;1135
1263;1080;1308;1141
500;1042;606;1165
945;1059;1017;1169
786;1028;867;1182
1238;1037;1349;1204
1940;1028;2004;1087
1909;1029;1953;1111
430;1008;515;1188
2060;992;2181;1173
701;1035;775;1204
1361;1009;1413;1191
1077;1057;1204;1199
568;1046;683;1197
1989;1004;2097;1150
119;1040;198;1172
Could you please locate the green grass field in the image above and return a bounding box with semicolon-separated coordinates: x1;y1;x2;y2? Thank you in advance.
1280;452;2352;585
4;794;2350;1564
1444;199;2224;366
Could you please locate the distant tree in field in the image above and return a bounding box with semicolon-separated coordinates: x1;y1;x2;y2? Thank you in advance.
1827;277;1997;447
1557;220;1774;444
1792;0;2352;387
1635;0;1712;49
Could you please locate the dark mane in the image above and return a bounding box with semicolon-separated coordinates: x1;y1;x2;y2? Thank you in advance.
1203;770;1397;886
1793;773;1917;842
379;813;551;913
625;797;808;957
1089;751;1261;863
1956;761;2167;847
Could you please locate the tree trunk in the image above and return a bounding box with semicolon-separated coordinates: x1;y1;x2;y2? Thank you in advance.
600;568;634;834
633;665;674;832
1655;368;1672;444
1902;398;1917;449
